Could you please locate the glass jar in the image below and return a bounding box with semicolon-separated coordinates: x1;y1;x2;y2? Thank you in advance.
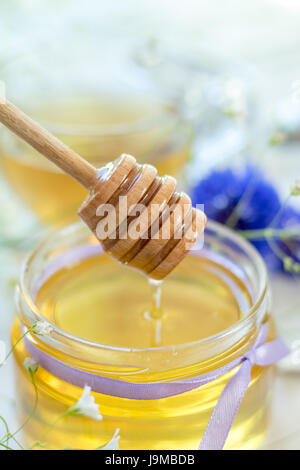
0;41;192;227
12;221;273;450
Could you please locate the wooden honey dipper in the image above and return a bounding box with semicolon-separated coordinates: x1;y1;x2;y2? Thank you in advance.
0;100;206;280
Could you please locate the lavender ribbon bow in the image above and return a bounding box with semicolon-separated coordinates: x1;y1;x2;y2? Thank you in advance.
25;323;289;450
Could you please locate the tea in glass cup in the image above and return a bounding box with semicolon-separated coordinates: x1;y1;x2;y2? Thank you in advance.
0;49;192;226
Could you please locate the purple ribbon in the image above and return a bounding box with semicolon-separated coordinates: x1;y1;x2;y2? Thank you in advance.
24;323;289;450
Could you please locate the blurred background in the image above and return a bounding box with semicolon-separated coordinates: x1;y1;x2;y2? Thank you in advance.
0;0;300;449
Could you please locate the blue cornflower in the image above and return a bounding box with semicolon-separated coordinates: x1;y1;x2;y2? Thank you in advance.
190;165;300;273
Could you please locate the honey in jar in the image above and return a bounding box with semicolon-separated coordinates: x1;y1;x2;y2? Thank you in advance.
12;221;274;450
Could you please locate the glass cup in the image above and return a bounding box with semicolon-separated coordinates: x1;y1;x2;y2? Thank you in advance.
12;221;274;450
0;43;192;227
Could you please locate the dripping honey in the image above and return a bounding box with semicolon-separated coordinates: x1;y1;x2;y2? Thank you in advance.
34;254;244;347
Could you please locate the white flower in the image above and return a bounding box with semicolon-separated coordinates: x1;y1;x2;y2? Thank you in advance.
291;180;300;196
0;340;6;365
23;357;39;375
97;429;120;450
32;321;53;336
68;385;102;421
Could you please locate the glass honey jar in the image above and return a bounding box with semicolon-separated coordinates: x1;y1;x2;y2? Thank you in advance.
12;221;274;450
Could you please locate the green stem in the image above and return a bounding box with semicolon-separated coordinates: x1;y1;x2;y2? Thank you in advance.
11;375;38;439
1;373;38;448
0;416;10;446
8;433;24;450
0;416;23;449
0;441;14;450
239;227;300;241
30;410;69;450
0;325;36;367
269;195;291;229
225;174;259;228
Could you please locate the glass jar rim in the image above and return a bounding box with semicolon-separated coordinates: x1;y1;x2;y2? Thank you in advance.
18;220;268;354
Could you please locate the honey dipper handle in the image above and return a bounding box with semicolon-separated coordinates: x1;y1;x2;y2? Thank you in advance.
0;100;98;190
